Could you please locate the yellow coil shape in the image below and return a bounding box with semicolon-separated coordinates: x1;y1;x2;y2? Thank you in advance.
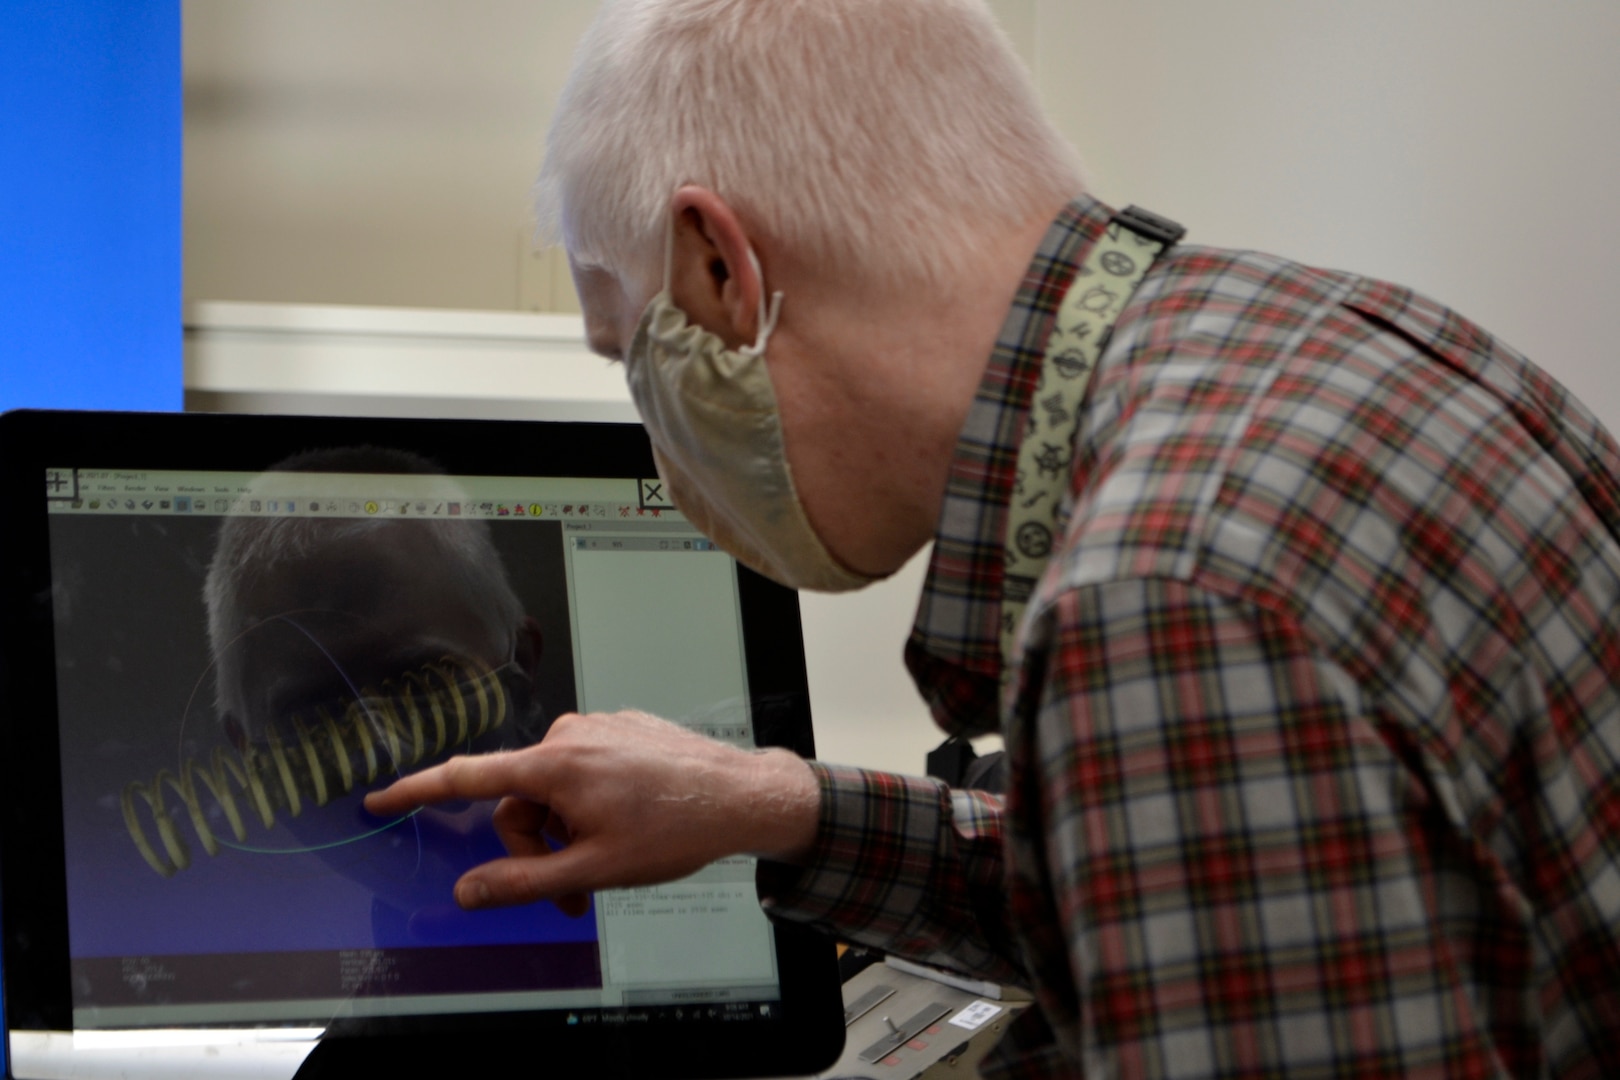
121;657;509;878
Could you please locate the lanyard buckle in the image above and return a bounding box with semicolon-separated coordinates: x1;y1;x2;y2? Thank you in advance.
1114;205;1187;247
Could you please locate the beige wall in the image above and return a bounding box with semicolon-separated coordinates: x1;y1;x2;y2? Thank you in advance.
183;1;1036;312
187;1;1620;424
184;0;598;310
1029;0;1620;432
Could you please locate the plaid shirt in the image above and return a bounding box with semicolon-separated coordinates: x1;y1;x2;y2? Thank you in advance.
759;195;1620;1078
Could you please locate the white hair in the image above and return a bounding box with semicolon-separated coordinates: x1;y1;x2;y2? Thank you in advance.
535;0;1086;290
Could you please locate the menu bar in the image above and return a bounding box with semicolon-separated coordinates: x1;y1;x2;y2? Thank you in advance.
44;468;685;524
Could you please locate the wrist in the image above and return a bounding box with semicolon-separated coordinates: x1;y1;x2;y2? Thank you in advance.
737;748;821;864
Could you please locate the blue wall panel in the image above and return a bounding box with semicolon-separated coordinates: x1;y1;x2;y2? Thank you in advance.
0;1;182;413
0;4;181;1066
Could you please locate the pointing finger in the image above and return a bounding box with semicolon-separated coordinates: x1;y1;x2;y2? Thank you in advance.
364;750;546;816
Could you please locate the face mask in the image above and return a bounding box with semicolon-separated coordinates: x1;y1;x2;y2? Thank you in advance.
623;228;878;593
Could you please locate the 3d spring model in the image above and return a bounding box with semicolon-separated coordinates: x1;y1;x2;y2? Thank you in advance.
122;657;509;878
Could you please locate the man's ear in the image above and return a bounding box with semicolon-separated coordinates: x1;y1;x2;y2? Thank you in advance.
667;185;763;351
514;615;544;681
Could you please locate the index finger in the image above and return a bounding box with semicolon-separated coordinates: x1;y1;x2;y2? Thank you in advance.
364;750;542;817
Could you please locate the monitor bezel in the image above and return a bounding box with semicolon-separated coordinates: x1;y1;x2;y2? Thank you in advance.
0;409;844;1079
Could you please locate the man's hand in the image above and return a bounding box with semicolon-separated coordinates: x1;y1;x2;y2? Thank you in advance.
363;710;821;914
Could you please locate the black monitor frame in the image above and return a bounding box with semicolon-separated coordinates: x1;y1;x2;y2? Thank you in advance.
0;409;844;1079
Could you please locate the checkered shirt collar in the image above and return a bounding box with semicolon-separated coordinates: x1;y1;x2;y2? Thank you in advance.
905;194;1117;731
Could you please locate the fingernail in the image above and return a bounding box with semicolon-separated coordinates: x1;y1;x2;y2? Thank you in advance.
457;881;490;908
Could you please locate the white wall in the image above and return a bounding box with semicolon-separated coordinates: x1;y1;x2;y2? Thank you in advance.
1030;1;1620;430
183;0;1620;776
183;1;598;311
184;0;1620;422
183;0;1034;315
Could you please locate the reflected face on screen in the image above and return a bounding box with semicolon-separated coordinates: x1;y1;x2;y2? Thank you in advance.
216;521;535;749
196;505;549;930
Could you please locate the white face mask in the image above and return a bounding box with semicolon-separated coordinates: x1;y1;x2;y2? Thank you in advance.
623;230;877;593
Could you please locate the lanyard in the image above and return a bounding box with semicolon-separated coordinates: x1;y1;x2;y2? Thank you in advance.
999;206;1185;670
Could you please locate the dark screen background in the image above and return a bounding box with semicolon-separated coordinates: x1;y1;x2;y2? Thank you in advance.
48;510;589;960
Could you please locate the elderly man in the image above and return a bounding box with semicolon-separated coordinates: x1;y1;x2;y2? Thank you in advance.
369;0;1620;1075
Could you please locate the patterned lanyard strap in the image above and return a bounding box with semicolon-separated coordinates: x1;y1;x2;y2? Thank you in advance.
1000;206;1186;670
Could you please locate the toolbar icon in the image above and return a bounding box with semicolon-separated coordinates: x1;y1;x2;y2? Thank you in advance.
44;468;77;501
639;478;674;509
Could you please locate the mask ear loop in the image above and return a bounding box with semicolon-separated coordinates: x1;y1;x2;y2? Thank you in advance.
660;209;678;296
740;248;785;360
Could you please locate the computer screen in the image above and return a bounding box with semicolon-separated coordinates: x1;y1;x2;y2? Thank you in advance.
1;412;842;1079
51;464;774;1028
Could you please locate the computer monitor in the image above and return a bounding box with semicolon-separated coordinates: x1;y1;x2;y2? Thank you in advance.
0;410;843;1079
